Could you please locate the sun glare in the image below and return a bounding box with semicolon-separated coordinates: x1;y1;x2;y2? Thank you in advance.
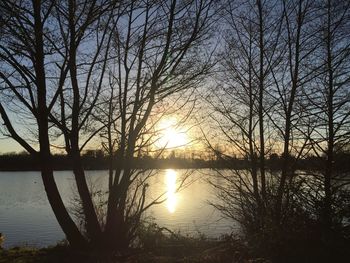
165;169;177;213
156;118;188;149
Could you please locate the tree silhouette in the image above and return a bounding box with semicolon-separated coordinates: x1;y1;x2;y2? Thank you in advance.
0;0;216;253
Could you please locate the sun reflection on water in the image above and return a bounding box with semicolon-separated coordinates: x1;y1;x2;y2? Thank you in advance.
165;169;177;213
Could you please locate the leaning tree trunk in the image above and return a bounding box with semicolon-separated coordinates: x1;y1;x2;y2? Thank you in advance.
33;0;86;249
39;154;87;249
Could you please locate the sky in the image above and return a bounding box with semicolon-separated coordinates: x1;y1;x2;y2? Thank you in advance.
0;137;22;154
0;115;203;156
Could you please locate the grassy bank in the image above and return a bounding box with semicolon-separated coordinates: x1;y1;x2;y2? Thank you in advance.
0;237;268;263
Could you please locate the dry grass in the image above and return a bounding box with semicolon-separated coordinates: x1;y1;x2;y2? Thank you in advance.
0;239;269;263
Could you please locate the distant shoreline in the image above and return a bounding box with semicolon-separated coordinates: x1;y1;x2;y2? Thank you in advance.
0;153;243;171
1;152;350;172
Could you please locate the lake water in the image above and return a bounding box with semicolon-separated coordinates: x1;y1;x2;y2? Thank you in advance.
0;169;235;248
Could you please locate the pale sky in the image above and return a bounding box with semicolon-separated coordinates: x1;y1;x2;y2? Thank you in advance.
0;137;23;154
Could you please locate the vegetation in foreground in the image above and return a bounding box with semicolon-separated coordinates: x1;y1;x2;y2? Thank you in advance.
2;220;349;263
1;231;350;263
0;234;267;263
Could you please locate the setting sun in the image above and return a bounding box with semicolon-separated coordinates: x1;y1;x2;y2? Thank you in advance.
156;118;188;149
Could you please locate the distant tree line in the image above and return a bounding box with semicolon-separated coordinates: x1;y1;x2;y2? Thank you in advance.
1;149;350;171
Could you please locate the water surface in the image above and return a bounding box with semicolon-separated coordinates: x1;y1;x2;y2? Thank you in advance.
0;169;234;248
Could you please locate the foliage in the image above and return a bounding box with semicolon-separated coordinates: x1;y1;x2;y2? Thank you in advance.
0;235;270;263
211;170;350;263
0;234;4;249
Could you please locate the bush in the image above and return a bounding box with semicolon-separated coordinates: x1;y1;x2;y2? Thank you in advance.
0;233;4;249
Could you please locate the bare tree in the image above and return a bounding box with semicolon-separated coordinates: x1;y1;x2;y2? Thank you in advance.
0;0;95;248
0;0;216;253
302;0;350;238
208;0;350;260
46;0;121;245
96;0;216;251
207;0;283;231
270;0;318;222
0;0;120;249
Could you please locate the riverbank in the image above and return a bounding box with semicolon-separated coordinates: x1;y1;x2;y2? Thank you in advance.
0;239;268;263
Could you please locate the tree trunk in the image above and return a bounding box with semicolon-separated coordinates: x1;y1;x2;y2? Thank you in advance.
275;0;303;223
257;0;266;200
40;160;87;249
33;0;86;249
71;151;102;242
324;0;334;237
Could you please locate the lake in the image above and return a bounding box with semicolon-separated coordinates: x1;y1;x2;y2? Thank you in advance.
0;169;235;248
